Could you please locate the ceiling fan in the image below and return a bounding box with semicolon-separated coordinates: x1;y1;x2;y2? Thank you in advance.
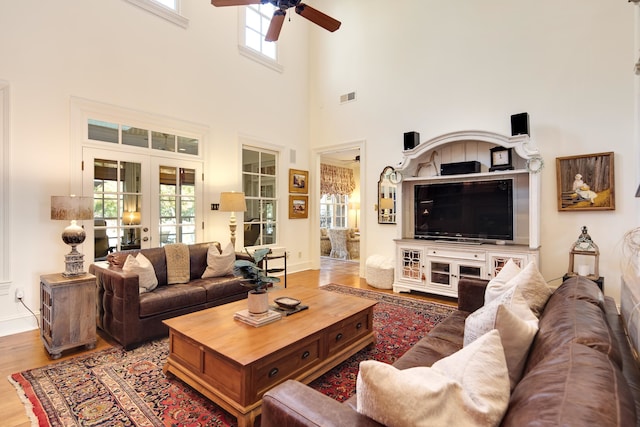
211;0;341;42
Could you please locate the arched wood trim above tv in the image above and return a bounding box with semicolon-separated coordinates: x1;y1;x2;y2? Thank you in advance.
394;130;541;250
395;130;540;175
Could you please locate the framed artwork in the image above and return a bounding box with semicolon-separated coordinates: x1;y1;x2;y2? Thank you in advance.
556;152;615;211
289;195;309;219
289;169;308;194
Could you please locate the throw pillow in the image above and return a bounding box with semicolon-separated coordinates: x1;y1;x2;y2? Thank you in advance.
484;258;521;304
464;286;539;390
357;330;510;427
202;242;235;278
123;253;158;294
165;243;190;284
485;260;551;317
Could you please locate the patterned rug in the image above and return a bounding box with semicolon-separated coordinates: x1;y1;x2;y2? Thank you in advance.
9;284;455;427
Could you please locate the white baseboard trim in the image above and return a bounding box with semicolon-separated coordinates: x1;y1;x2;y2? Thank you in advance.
0;313;39;337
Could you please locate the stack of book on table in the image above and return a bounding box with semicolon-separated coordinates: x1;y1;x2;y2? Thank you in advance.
234;309;282;327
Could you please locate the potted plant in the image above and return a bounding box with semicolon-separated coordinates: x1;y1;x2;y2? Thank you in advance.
234;248;281;314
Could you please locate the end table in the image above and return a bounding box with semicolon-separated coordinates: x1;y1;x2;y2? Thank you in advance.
40;273;97;359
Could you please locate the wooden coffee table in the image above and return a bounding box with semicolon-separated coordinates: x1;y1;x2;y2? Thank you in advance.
162;287;376;427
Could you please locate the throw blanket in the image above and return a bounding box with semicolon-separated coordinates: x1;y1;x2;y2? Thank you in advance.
165;243;190;284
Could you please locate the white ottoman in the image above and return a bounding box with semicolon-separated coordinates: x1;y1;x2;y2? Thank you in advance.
366;255;394;289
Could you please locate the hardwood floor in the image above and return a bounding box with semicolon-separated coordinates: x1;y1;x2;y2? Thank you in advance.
0;259;455;427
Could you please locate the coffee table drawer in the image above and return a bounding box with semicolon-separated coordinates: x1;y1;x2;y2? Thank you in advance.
253;335;321;397
326;310;372;355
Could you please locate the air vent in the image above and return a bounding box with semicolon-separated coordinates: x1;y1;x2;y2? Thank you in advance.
340;91;357;104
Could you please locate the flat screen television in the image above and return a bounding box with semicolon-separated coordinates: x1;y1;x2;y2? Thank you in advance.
414;178;514;242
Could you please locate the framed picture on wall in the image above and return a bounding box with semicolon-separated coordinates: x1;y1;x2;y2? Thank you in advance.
289;169;308;194
556;152;615;211
289;195;309;219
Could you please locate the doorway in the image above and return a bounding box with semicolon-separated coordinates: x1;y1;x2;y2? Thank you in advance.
316;142;365;277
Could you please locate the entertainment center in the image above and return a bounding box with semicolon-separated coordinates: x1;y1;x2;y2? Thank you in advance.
392;130;542;298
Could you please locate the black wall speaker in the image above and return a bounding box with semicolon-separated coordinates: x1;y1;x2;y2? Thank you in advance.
404;131;420;150
511;112;530;136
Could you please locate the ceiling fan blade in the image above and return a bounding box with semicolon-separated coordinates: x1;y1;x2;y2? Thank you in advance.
295;3;341;32
265;10;286;42
211;0;262;6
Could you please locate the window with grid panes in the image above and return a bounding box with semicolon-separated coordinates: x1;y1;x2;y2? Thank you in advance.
244;3;277;60
159;166;196;245
242;147;278;247
320;194;348;229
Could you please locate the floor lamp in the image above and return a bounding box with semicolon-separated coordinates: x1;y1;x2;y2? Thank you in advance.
350;201;360;229
220;191;247;248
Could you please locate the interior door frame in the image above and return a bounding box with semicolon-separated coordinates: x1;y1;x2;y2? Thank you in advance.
313;140;367;277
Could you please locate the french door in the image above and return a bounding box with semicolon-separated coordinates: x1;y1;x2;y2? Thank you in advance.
83;147;203;262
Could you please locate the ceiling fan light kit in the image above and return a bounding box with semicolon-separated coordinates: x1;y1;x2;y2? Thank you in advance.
211;0;341;42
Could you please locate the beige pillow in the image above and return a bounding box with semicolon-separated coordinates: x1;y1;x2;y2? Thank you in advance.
485;261;551;317
356;330;510;427
464;286;539;390
485;258;521;303
202;242;235;278
123;253;158;294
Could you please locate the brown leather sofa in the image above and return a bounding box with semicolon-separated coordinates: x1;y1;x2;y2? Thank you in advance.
89;242;250;349
262;276;640;426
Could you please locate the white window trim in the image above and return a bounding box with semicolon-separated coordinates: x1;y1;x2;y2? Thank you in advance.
237;8;283;73
125;0;189;28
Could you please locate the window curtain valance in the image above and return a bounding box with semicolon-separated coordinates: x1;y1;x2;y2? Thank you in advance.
321;163;356;196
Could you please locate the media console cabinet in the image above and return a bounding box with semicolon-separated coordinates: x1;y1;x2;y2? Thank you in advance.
393;239;539;297
392;130;542;298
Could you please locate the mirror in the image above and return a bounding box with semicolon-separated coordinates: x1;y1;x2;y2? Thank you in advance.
378;166;397;224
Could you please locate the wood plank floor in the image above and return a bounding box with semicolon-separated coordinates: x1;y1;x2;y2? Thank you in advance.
0;259;455;427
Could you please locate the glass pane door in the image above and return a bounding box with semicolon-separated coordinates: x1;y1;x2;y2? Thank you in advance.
152;158;202;246
83;148;151;261
84;149;203;260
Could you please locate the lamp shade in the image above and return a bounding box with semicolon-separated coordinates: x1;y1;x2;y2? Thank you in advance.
219;192;247;212
380;198;394;210
125;211;141;225
51;196;93;221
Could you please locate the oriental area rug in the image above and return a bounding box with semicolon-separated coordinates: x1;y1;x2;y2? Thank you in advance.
9;284;455;427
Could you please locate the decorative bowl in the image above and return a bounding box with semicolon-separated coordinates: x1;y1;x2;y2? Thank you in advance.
274;296;301;310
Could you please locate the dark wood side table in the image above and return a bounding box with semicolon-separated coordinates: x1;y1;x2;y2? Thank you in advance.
40;273;97;359
264;250;287;288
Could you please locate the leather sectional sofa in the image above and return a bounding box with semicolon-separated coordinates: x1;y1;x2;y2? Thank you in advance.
262;276;640;426
89;242;250;349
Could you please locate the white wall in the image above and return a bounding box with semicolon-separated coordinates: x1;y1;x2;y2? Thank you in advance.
0;0;312;335
309;0;639;302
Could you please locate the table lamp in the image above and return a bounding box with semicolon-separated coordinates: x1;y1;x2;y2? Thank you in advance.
125;211;141;244
219;191;246;247
51;195;94;277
